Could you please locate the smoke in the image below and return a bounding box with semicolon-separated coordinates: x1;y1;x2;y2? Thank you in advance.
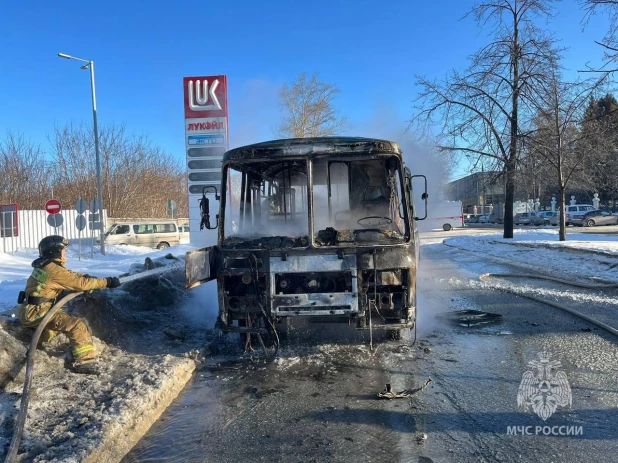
179;280;219;328
228;78;282;149
347;105;451;204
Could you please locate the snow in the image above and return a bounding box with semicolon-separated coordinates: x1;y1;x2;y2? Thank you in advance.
0;244;198;314
2;229;618;462
429;228;618;283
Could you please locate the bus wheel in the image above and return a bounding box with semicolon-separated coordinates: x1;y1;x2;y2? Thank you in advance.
443;224;452;231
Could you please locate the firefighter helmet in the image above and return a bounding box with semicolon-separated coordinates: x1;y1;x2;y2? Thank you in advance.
38;235;70;258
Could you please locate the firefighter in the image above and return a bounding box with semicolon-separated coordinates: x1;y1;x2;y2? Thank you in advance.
18;235;121;375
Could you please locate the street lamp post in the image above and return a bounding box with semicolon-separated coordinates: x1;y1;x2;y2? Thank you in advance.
58;52;105;255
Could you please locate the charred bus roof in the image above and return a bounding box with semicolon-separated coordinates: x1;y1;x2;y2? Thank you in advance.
223;137;403;163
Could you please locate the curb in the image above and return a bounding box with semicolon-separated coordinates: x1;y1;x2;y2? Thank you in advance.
86;356;196;463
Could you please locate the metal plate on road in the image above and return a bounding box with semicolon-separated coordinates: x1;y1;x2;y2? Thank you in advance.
75;215;87;231
76;198;87;214
47;213;64;228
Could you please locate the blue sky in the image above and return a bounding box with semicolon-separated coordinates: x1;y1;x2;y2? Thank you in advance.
0;0;611;177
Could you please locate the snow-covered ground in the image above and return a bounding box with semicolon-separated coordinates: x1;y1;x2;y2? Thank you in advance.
422;228;618;282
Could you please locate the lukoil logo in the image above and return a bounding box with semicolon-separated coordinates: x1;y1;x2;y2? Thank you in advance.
517;350;572;421
188;121;225;131
188;79;221;111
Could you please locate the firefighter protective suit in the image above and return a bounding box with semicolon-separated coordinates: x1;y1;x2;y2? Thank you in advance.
18;236;120;373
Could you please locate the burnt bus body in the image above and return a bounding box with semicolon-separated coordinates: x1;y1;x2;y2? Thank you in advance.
185;137;427;340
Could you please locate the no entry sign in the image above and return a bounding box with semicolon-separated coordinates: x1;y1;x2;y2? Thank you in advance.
45;199;62;215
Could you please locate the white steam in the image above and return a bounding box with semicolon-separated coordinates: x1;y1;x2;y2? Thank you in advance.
346;108;450;205
180;280;219;328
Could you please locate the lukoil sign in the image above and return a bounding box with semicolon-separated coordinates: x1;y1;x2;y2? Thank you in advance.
183;76;228;118
184;74;229;249
186;117;226;132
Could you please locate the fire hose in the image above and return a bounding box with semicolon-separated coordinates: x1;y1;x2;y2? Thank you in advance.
4;293;82;463
4;264;181;463
440;241;618;339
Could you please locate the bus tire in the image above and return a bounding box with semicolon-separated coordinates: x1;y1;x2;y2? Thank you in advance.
443;224;452;231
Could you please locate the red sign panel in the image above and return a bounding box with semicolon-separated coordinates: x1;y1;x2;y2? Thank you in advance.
183;75;228;119
45;199;62;215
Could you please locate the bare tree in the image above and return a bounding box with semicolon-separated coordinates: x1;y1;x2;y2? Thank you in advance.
0;131;51;208
578;94;618;205
276;73;349;138
518;144;557;200
524;70;600;240
580;0;618;74
409;0;561;238
49;122;187;218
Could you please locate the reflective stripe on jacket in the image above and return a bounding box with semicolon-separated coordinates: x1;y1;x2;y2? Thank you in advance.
19;258;108;325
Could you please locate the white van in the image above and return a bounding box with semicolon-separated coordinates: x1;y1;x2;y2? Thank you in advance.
565;204;596;226
100;221;180;249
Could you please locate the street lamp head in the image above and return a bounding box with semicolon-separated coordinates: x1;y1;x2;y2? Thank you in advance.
58;53;72;59
81;64;90;70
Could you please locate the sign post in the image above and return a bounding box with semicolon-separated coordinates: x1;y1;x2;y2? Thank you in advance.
45;199;62;215
45;199;63;230
76;198;87;261
89;199;100;258
167;200;178;219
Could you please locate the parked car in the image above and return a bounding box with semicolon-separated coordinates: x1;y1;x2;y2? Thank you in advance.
514;212;543;226
99;220;180;249
536;211;557;225
571;210;618;227
487;213;502;224
467;214;481;224
564;204;596;226
478;214;491;223
549;212;561;226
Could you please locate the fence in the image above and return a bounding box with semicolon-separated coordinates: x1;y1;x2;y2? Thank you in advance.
0;209;107;254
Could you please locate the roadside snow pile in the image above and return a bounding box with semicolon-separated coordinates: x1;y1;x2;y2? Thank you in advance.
0;246;215;463
1;341;196;463
446;228;618;255
0;325;27;387
443;229;618;283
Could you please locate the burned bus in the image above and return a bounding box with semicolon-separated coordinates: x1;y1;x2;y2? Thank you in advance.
185;137;428;343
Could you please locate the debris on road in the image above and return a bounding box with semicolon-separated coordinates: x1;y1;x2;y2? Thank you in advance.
436;309;503;327
377;378;432;399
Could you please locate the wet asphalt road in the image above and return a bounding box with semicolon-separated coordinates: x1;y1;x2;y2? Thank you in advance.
123;239;618;463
